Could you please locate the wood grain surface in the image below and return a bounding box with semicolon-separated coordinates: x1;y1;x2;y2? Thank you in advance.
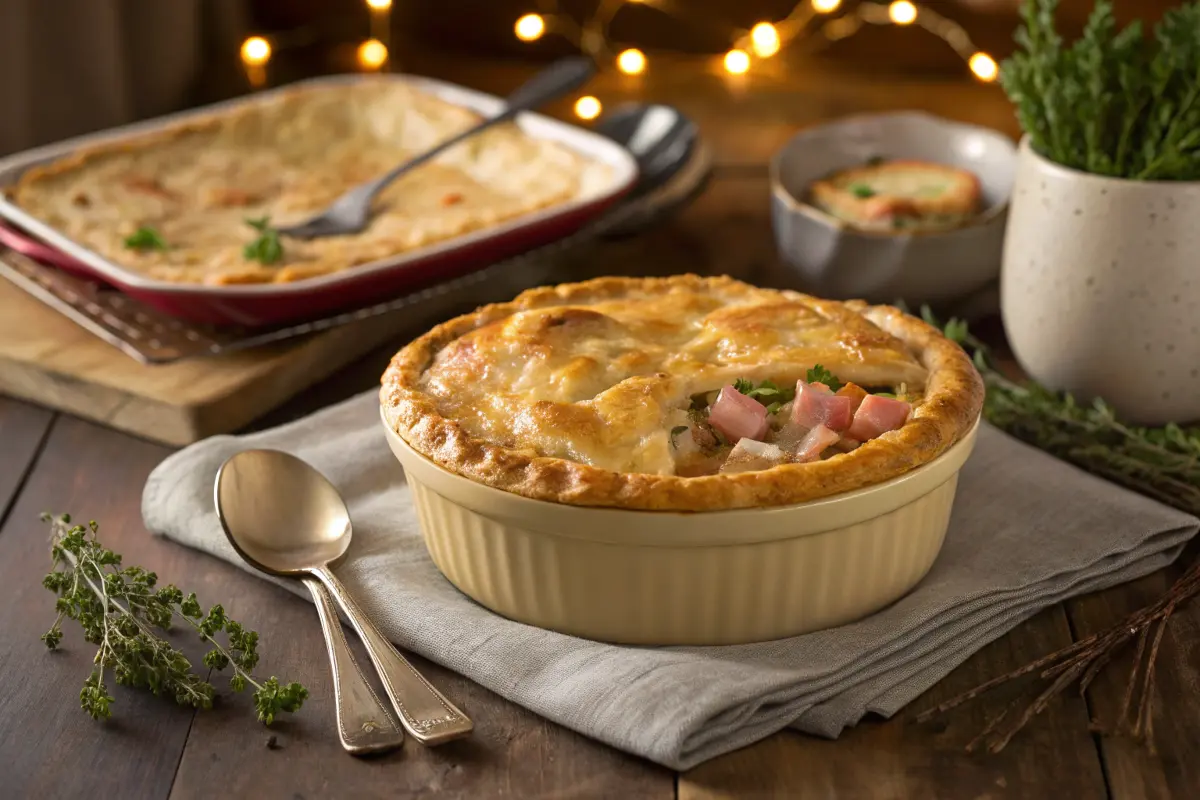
0;278;422;447
0;53;1195;800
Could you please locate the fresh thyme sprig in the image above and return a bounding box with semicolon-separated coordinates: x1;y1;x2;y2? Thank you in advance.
1001;0;1200;180
41;513;307;725
243;216;284;265
920;308;1200;516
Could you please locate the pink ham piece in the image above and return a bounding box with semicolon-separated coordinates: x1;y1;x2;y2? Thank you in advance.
708;385;769;442
791;380;853;432
794;424;841;462
847;394;913;441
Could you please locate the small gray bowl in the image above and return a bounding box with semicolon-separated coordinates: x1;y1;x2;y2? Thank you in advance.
768;111;1017;307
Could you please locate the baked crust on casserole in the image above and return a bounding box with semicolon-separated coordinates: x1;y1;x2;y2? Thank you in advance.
9;79;608;285
380;275;984;511
809;159;981;232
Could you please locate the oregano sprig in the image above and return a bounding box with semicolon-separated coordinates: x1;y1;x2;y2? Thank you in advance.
40;513;307;726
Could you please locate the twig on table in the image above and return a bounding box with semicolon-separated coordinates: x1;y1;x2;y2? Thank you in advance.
915;559;1200;753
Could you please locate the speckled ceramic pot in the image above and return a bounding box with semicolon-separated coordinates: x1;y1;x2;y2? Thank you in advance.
1002;137;1200;425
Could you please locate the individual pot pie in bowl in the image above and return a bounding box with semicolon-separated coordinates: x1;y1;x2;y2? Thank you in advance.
380;275;984;645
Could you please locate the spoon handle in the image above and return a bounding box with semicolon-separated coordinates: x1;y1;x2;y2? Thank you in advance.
304;577;406;755
314;568;474;745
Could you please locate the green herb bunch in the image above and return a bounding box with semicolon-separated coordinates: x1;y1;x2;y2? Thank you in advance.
923;311;1200;516
1001;0;1200;180
41;514;308;725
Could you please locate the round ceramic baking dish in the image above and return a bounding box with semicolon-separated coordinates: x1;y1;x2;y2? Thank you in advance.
381;410;980;646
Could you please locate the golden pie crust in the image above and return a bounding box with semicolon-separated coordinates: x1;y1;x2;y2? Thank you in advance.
380;275;984;511
9;79;608;285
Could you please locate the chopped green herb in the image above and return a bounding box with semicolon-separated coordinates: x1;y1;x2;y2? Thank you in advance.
731;378;797;408
124;227;168;252
243;216;284;265
806;365;844;392
670;425;690;448
874;392;897;399
849;183;875;199
765;401;783;415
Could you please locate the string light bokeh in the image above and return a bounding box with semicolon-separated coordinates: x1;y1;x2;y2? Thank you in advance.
512;0;1001;117
237;1;999;117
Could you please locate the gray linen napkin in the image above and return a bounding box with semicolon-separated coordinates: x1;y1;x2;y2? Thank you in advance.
142;390;1199;770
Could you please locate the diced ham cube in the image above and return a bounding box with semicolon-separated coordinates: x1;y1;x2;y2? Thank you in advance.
720;438;786;474
846;394;913;441
794;424;841;462
708;385;769;442
792;380;853;432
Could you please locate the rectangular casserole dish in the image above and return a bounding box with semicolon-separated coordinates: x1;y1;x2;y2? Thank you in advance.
0;74;638;327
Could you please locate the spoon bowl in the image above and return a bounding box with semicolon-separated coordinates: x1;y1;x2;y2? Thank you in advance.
214;448;474;746
596;103;698;198
215;449;351;575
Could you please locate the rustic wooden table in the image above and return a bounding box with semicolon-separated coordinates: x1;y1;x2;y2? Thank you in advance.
1;56;1197;799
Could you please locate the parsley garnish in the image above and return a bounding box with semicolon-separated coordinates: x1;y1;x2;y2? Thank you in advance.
1002;0;1200;181
243;216;284;265
124;227;168;252
806;365;844;392
849;183;875;198
40;513;307;726
670;425;689;448
731;378;797;412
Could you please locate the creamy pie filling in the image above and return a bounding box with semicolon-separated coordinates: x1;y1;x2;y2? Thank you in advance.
12;80;609;285
416;285;929;478
665;373;919;476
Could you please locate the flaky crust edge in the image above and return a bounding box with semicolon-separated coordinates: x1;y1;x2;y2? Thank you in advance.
380;274;984;511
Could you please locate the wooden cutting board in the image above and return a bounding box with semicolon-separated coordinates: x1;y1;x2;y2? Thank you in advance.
0;279;414;446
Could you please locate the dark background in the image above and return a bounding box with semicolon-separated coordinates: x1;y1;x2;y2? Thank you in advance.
247;0;1182;83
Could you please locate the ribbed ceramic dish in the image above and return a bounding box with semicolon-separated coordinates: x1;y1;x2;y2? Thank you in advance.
381;410;981;645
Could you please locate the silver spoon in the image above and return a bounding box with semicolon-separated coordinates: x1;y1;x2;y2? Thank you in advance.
277;55;597;240
214;449;473;748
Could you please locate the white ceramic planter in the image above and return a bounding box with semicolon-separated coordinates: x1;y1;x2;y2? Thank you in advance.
1001;137;1200;425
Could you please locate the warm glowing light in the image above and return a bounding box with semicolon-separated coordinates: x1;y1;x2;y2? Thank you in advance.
811;0;841;12
240;37;271;66
969;51;999;82
750;23;780;58
515;13;545;41
616;48;646;75
574;95;602;120
365;0;392;9
888;1;918;25
723;49;751;75
357;39;388;70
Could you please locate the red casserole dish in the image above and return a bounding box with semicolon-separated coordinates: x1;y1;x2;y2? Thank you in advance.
0;74;638;326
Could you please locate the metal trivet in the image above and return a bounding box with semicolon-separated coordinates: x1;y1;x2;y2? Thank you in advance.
1;141;712;365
